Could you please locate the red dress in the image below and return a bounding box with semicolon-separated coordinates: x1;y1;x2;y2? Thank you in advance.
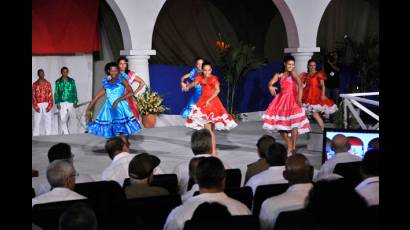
186;75;237;130
300;72;337;115
262;73;310;134
124;70;140;121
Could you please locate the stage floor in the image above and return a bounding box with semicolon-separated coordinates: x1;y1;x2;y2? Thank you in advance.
32;121;325;189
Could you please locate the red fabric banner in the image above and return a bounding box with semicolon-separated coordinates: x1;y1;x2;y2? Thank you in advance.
32;0;100;54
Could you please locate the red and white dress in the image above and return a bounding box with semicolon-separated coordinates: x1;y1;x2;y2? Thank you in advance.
300;71;338;115
124;70;140;121
186;75;237;130
262;73;310;134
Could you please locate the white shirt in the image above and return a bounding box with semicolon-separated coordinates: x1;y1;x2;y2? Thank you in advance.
164;192;251;230
102;152;163;186
355;176;379;206
315;152;362;181
259;183;313;230
34;173;94;196
173;154;230;193
181;184;199;203
245;166;287;194
32;187;87;207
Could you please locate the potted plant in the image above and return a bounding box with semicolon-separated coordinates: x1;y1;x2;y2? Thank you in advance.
135;87;168;128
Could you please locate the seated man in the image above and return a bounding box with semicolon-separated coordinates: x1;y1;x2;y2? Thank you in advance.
173;129;230;194
182;157;206;203
164;157;250;230
259;154;314;230
315;134;361;181
32;160;87;207
244;135;275;184
124;153;169;199
355;149;379;206
245;143;288;194
102;136;162;186
33;143;94;196
59;203;97;230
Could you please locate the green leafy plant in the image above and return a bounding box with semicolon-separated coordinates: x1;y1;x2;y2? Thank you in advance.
135;87;168;115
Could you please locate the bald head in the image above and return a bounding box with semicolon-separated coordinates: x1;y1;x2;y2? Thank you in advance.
283;154;313;184
331;134;350;153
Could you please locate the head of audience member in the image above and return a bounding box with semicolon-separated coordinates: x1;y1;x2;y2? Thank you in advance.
191;129;212;156
59;203;97;230
283;154;313;185
256;135;276;159
61;66;69;78
105;136;130;160
47;159;77;190
189;157;206;185
37;69;45;79
190;202;232;221
330;134;351;154
367;138;379;150
48;143;74;163
360;149;379;179
265;143;287;167
128;153;160;185
196;157;226;193
305;179;368;229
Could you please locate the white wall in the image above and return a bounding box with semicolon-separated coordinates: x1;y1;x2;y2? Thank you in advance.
32;54;93;135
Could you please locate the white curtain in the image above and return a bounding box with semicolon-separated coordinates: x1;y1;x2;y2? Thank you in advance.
32;54;93;135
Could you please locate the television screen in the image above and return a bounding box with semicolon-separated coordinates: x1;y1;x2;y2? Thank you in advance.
322;128;379;163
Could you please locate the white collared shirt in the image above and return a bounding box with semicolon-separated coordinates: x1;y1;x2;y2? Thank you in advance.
102;152;163;186
181;184;199;203
173;154;230;193
34;173;94;196
315;152;362;181
245;166;287;194
355;176;379;206
164;192;251;230
259;183;313;230
32;187;87;207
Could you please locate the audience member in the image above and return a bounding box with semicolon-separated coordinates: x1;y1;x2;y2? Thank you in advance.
259;154;314;230
58;203;97;230
355;149;379;206
244;135;275;183
164;157;250;230
124;153;169;199
245;143;288;194
182;157;206;202
32;160;87;207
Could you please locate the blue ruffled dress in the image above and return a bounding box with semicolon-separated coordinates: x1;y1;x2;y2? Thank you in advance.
87;74;142;139
181;67;202;118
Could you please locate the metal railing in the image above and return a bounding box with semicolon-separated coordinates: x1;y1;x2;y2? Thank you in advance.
339;92;379;130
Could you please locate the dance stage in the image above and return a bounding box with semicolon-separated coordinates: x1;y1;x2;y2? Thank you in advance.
32;121;325;187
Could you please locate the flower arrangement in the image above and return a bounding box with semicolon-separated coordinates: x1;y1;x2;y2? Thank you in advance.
135;87;168;115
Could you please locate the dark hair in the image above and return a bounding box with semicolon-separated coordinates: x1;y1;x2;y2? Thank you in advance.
367;138;379;149
305;179;368;229
189;157;206;183
117;56;130;74
48;143;73;163
191;202;231;221
104;62;119;75
60;66;69;74
361;149;379;176
307;59;318;72
201;61;212;69
191;129;212;155
265;143;287;166
282;55;295;73
256;135;276;158
37;69;44;76
105;137;125;159
59;203;97;230
196;157;226;189
195;57;204;63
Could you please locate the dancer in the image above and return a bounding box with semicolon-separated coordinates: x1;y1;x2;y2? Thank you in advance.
86;62;142;139
263;56;310;155
32;69;53;136
117;56;146;120
54;67;78;135
300;59;337;131
180;57;204;118
183;61;237;155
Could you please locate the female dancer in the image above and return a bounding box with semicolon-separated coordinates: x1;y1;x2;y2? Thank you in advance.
183;61;237;155
300;59;337;131
180;57;204;118
118;56;146;121
263;56;310;155
86;62;142;139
